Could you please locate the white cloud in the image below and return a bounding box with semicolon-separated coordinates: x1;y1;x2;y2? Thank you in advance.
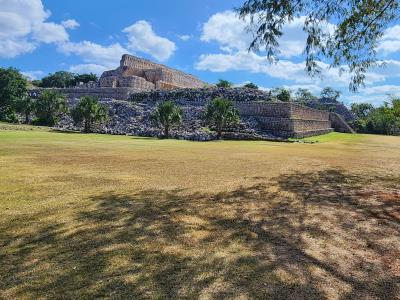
32;22;68;43
22;70;45;80
196;50;388;88
178;34;192;41
58;41;129;68
200;11;309;58
0;39;36;58
201;11;252;52
68;64;109;75
0;0;70;58
378;25;400;54
123;20;176;61
62;19;80;29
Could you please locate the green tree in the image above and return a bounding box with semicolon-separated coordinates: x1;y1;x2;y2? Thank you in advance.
151;101;182;138
216;79;233;88
351;103;374;119
71;96;108;133
15;96;35;124
237;0;399;91
34;90;67;126
40;71;76;88
0;67;28;121
204;97;240;139
272;88;291;102
73;73;98;85
295;88;317;104
243;82;259;89
320;87;341;102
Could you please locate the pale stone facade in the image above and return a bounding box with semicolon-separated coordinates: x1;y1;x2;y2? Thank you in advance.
99;54;207;90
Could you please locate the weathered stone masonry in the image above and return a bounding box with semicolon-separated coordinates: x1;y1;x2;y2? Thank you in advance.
30;55;354;139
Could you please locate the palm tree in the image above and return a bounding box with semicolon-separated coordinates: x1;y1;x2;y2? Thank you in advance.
151;101;182;138
204;97;240;139
71;96;108;133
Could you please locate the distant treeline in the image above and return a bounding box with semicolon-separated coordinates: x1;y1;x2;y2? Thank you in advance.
1;68;399;136
32;71;98;88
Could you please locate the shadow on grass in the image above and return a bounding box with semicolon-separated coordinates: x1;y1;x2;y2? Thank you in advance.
0;170;399;299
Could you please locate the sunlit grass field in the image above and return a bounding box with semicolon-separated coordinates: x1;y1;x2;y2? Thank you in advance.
1;123;399;299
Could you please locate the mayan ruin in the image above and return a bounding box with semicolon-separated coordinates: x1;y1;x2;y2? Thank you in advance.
99;54;207;90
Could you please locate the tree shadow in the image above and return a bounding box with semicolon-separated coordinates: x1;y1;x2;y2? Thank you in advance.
1;170;399;299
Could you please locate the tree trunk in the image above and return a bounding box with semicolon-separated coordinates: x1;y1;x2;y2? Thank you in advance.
217;123;222;139
24;111;29;124
84;120;91;133
164;125;169;138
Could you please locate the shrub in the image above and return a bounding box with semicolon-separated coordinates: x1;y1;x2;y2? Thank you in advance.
71;96;108;133
151;101;182;138
34;90;67;126
204;97;240;139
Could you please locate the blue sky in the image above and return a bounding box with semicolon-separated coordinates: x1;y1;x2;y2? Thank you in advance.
1;0;400;106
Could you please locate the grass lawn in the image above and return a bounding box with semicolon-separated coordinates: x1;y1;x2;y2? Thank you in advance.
1;124;399;299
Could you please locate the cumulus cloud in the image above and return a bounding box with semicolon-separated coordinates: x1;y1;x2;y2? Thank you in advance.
58;41;129;73
196;50;389;88
200;11;309;58
123;20;176;61
62;19;80;29
0;0;70;58
378;25;400;55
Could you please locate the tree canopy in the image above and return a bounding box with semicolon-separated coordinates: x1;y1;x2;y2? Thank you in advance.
34;90;67;126
151;101;182;137
0;67;28;121
271;88;291;102
237;0;399;91
243;82;259;89
71;96;108;133
204;97;240;139
38;72;98;88
216;79;233;88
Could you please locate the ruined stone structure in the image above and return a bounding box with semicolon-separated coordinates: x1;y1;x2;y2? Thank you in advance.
30;55;354;139
99;54;207;90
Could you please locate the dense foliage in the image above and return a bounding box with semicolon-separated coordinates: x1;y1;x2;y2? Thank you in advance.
271;88;291;102
351;98;400;135
33;90;67;126
35;72;98;88
216;79;233;88
204;97;240;139
71;96;108;133
0;67;28;122
237;0;399;91
243;82;259;89
15;96;34;124
151;101;182;137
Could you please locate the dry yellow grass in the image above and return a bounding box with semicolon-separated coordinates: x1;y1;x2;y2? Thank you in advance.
0;125;399;299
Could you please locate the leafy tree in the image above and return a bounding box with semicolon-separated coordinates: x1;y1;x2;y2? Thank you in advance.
71;96;108;133
243;82;259;89
40;71;76;88
320;87;341;102
236;0;399;91
295;88;317;104
0;67;28;121
216;79;233;88
204;97;240;139
272;88;291;102
350;97;400;135
15;96;35;124
73;73;98;85
34;90;67;126
151;101;182;137
351;103;374;119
